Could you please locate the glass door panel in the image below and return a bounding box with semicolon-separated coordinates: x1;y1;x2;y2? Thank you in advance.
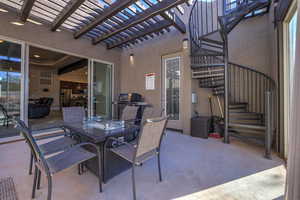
91;61;112;119
0;39;22;137
162;56;181;129
284;10;298;158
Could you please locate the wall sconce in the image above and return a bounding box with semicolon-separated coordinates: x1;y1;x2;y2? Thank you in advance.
129;53;134;64
182;38;189;50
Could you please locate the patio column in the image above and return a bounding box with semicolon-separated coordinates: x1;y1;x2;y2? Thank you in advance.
285;2;300;199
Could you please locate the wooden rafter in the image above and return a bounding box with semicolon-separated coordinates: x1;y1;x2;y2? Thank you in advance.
58;59;88;75
107;20;173;49
51;0;85;31
93;0;187;45
74;0;138;39
20;0;36;22
161;11;186;33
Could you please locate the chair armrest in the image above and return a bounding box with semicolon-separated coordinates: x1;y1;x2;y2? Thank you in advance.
104;137;136;150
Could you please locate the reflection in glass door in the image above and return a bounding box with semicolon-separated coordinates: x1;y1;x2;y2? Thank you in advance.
0;39;23;137
91;61;113;119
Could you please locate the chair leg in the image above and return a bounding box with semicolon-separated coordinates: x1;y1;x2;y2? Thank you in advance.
132;164;137;200
157;152;162;182
78;164;81;175
29;153;33;175
31;166;38;199
46;174;52;200
98;156;102;193
37;170;41;190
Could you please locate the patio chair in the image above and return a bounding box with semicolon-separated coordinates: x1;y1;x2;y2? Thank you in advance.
62;106;86;123
27;107;84;175
141;107;165;124
120;105;139;122
0;104;13;127
14;119;102;200
104;117;168;200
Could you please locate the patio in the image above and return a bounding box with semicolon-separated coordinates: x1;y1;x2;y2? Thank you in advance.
0;131;285;200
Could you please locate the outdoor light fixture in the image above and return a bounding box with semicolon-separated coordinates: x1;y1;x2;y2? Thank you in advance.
0;40;4;43
182;38;189;49
33;54;40;58
130;53;134;64
11;21;24;26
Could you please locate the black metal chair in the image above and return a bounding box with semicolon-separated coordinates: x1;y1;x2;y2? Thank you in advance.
120;105;139;122
0;104;13;127
28;131;77;175
27;106;85;175
15;119;102;200
104;117;168;200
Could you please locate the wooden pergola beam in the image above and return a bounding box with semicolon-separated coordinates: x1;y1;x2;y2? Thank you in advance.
58;59;88;75
93;0;187;45
20;0;36;22
161;11;186;33
74;0;138;39
107;20;173;49
51;0;85;31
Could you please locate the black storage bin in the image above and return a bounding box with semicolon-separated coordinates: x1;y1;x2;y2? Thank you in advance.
191;116;211;139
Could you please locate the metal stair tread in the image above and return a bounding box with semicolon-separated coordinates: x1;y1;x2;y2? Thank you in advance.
229;123;266;130
191;63;225;68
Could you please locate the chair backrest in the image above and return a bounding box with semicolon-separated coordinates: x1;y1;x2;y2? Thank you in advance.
141;107;154;124
62;107;85;123
0;104;9;118
152;108;165;118
14;119;50;174
135;117;168;158
121;106;138;121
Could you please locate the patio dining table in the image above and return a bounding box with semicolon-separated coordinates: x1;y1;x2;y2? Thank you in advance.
63;119;139;182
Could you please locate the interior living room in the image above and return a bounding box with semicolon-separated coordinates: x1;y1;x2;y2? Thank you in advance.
27;46;88;129
0;0;299;199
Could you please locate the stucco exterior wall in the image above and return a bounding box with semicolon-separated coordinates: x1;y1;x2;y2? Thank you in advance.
228;14;274;77
120;30;192;134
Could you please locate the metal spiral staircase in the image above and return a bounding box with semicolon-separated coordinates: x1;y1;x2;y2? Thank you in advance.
189;0;276;158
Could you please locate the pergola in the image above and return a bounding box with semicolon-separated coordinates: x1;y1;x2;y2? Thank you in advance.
0;0;190;49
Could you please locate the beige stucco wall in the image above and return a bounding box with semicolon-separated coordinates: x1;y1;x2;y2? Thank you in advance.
228;14;275;77
120;30;192;134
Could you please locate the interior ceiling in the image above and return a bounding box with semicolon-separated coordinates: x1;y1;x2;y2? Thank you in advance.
0;0;189;49
29;46;83;69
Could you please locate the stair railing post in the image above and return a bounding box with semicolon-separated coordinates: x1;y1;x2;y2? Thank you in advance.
223;34;230;144
265;91;272;159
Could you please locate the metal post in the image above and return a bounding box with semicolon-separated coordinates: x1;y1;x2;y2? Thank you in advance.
265;91;272;159
223;34;230;144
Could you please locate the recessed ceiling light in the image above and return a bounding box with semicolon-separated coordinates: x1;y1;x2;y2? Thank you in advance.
27;18;42;25
11;21;24;26
33;54;40;58
0;8;8;13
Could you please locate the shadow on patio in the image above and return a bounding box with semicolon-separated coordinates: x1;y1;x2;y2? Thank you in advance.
0;131;285;200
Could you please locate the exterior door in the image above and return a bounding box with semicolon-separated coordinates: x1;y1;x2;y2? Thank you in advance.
0;37;27;138
89;60;113;119
162;56;182;130
283;5;297;158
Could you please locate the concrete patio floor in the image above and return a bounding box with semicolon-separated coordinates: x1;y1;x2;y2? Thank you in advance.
0;131;285;200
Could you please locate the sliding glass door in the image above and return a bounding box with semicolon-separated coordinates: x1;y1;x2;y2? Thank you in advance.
283;7;297;158
0;38;26;138
89;60;113;119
